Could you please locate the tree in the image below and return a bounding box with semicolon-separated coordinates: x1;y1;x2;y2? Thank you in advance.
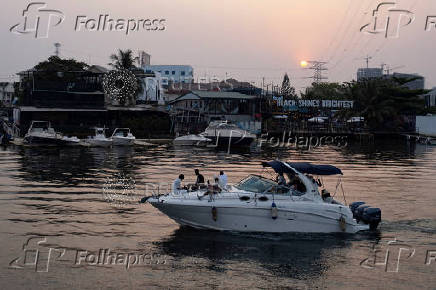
34;56;89;72
341;78;426;131
109;49;138;70
302;82;346;100
281;73;297;99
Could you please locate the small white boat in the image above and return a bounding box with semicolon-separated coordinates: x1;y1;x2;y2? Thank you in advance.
61;136;81;146
146;161;381;234
86;128;112;147
111;128;135;146
173;134;211;147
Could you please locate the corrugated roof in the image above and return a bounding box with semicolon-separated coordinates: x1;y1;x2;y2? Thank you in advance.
171;91;258;103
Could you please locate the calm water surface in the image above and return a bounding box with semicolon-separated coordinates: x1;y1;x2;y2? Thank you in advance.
0;141;435;289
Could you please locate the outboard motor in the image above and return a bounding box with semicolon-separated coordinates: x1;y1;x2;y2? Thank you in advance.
349;201;382;230
362;207;382;230
350;201;365;217
355;204;370;222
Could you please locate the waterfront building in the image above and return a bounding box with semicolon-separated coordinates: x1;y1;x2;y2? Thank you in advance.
143;65;194;85
169;90;262;134
0;82;16;106
357;68;383;81
13;66;170;138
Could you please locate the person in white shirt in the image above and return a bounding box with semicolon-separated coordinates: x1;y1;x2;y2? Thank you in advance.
173;174;184;194
218;171;228;189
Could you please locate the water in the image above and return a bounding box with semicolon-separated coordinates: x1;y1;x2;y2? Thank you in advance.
0;141;435;289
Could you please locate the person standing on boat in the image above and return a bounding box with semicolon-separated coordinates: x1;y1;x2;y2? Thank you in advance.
218;171;228;189
173;174;184;194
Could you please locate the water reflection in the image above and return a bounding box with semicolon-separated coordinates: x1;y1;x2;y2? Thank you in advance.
155;227;365;280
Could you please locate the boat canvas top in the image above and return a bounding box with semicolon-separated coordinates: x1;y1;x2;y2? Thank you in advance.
262;161;343;176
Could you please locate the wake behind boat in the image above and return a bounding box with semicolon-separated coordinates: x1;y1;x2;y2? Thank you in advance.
146;161;381;234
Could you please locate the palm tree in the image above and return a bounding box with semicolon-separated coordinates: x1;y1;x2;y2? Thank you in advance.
109;49;138;70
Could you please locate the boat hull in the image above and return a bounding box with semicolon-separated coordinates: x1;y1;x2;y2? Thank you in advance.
150;201;369;234
112;137;135;146
87;139;112;147
207;136;256;148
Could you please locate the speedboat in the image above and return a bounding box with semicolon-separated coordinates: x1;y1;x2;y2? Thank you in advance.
86;128;112;147
201;120;256;147
145;161;381;234
173;134;211;147
111;128;135;146
24;121;63;145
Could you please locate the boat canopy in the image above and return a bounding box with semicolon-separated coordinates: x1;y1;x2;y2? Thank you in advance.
262;161;343;176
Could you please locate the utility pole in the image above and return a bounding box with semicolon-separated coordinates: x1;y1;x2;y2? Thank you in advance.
54;43;61;57
364;55;372;68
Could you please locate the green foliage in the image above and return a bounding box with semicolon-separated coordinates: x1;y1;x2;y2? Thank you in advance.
302;82;346;100
280;73;297;99
340;78;426;131
109;49;138;70
34;56;89;72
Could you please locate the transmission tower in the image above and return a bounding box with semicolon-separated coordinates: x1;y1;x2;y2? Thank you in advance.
306;61;328;84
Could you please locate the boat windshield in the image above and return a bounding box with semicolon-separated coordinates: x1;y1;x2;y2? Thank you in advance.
234;175;277;193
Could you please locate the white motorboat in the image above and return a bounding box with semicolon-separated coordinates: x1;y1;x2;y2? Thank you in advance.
173;134;211;147
111;128;136;146
24;121;65;145
145;161;381;234
86;128;112;147
202;120;256;147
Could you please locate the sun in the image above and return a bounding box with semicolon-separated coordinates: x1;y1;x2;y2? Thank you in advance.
300;60;308;68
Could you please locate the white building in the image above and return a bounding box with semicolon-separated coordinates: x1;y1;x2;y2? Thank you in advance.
357;68;383;81
0;82;15;106
143;65;194;85
421;87;436;108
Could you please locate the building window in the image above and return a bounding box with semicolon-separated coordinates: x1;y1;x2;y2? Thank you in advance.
181;71;186;76
172;71;176;75
165;71;169;75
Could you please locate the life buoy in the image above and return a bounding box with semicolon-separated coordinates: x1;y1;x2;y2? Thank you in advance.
339;215;346;232
271;202;278;220
212;206;217;221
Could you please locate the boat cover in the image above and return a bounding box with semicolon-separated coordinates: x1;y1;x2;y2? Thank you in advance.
262;161;343;175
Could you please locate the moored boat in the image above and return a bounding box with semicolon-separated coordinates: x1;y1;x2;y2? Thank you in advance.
173;134;211;147
111;128;136;146
86;128;112;147
201;120;256;147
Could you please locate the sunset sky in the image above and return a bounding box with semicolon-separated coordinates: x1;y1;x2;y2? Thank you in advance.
2;0;436;91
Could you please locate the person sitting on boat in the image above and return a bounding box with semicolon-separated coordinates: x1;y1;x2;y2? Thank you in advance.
190;169;205;191
218;171;228;190
321;189;340;204
173;174;185;194
277;172;286;186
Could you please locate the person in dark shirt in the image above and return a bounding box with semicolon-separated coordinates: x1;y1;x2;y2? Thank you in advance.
194;169;205;186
